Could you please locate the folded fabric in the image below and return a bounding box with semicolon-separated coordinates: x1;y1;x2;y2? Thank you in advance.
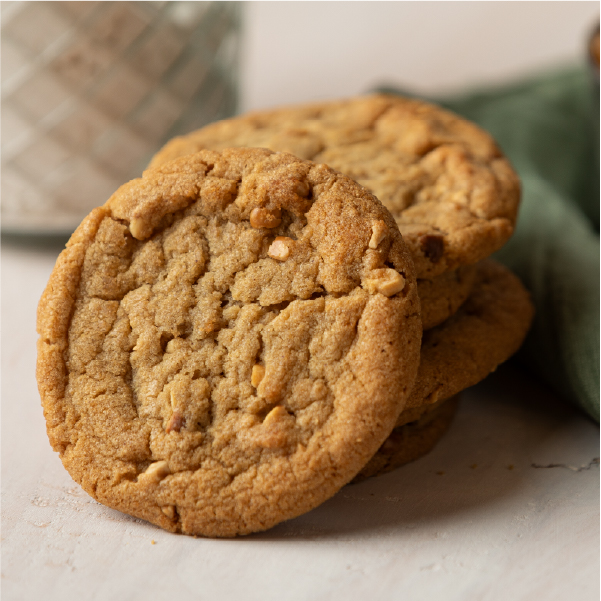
379;67;600;422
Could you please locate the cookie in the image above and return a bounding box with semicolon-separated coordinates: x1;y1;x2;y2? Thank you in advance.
150;95;520;278
417;264;477;330
406;260;534;416
36;148;422;537
354;395;459;482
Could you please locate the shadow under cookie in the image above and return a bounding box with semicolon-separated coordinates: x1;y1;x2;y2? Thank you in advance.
353;395;460;482
252;364;589;542
348;259;534;482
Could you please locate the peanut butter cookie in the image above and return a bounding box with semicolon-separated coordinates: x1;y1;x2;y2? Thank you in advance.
150;95;520;279
36;148;421;537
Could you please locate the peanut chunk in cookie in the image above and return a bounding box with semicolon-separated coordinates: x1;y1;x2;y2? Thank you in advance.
139;461;170;483
129;217;146;240
165;411;185;433
256;405;295;449
295;180;311;197
369;220;388;249
263;405;288;425
364;268;405;297
250;207;282;229
268;236;292;261
251;364;266;387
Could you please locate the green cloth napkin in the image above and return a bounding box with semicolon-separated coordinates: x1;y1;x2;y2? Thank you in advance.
380;67;600;422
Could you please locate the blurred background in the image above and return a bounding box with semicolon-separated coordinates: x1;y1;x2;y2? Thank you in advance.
241;2;599;110
1;1;241;233
1;1;598;234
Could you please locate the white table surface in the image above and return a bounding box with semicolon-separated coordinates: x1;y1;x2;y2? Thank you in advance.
2;3;599;600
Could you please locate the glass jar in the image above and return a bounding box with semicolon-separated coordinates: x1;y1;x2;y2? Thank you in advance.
1;1;241;234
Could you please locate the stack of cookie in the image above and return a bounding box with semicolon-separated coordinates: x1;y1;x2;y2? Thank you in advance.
36;96;533;538
148;96;535;480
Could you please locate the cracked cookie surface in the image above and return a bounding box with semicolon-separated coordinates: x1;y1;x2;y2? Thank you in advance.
36;148;421;537
150;95;520;278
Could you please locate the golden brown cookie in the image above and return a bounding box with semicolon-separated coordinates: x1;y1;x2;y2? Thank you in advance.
36;148;422;537
150;95;520;279
417;264;477;330
354;395;459;482
406;260;534;416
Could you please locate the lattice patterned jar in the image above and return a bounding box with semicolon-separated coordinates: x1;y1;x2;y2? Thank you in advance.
1;1;241;234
